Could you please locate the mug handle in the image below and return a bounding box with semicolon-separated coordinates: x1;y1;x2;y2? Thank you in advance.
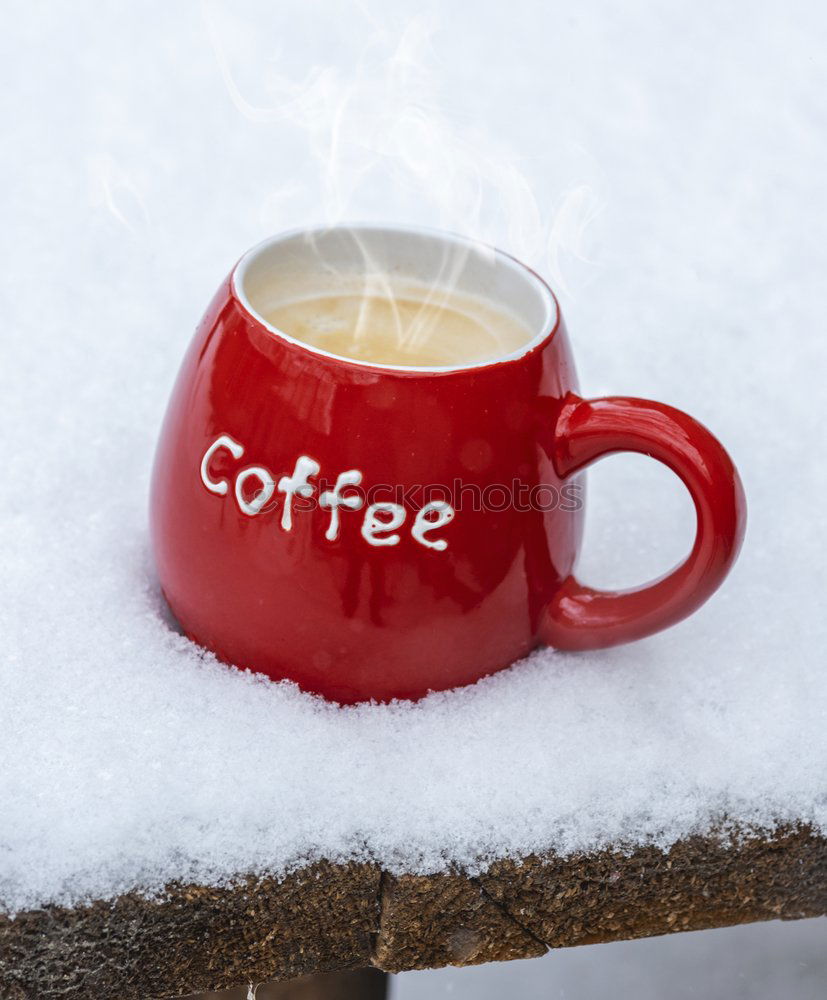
540;393;747;651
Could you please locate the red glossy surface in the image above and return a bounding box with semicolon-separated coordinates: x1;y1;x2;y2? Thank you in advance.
540;395;746;650
150;268;745;704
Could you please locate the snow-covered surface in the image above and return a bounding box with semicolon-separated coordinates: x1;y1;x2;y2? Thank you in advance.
2;0;826;915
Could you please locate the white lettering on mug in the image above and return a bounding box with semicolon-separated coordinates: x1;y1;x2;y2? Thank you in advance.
278;456;321;532
198;436;454;551
200;434;244;495
234;466;275;516
320;470;364;541
361;502;407;547
412;500;455;551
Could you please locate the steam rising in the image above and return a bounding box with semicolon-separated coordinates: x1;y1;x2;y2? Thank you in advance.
203;2;599;356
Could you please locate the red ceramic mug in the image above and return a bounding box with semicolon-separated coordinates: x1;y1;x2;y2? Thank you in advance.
151;225;746;704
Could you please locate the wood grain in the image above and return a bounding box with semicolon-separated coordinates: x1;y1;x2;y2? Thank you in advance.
1;827;824;999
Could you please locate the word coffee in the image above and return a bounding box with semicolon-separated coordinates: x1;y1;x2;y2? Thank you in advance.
200;435;455;551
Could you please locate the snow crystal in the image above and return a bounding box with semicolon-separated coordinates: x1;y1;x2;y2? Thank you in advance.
1;0;825;915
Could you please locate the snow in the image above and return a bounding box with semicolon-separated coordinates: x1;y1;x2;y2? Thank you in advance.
1;0;826;916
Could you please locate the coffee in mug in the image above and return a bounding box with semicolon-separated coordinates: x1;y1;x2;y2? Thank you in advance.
262;276;533;367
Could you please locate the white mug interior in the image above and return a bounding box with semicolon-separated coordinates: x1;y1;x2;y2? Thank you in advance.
232;224;558;372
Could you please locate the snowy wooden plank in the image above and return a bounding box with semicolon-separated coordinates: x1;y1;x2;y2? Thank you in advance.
1;827;824;999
